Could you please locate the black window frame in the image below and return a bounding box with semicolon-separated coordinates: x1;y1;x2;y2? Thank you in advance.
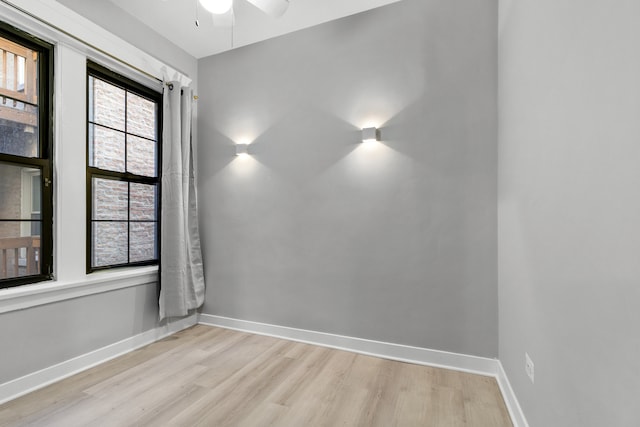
86;61;162;273
0;21;54;289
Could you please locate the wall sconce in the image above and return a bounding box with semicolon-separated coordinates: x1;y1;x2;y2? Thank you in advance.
235;143;249;156
362;127;380;143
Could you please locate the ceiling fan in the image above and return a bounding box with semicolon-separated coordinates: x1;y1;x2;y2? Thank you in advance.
198;0;290;25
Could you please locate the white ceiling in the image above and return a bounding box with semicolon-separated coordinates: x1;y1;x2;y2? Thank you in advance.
105;0;403;58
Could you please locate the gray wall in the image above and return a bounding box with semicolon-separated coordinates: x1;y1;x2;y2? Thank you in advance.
498;0;640;426
54;0;200;177
0;284;158;384
56;0;197;80
198;0;498;357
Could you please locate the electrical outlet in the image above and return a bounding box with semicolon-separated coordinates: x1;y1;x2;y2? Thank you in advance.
525;352;534;383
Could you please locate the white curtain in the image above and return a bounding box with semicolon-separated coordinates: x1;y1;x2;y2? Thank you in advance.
159;82;205;320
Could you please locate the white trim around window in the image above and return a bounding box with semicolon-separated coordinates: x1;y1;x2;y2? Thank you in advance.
0;266;158;314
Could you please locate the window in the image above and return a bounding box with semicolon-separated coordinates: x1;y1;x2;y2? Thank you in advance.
0;23;53;288
87;62;161;272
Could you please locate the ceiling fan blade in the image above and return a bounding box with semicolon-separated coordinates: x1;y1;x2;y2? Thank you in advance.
211;9;234;27
245;0;289;18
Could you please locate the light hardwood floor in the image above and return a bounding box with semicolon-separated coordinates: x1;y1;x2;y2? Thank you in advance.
0;325;513;426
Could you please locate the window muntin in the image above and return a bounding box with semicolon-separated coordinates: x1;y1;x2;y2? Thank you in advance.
0;24;53;288
87;62;161;272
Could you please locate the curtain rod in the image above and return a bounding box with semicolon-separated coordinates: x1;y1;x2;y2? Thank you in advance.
0;0;167;84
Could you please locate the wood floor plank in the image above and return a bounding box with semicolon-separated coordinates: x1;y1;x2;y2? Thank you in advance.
0;325;513;427
276;349;356;426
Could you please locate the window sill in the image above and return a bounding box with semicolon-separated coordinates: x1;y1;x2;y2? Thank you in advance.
0;266;158;315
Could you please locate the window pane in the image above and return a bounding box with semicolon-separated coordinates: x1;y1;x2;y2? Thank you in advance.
31;175;41;212
130;222;156;262
0;221;41;280
130;183;156;220
6;53;15;90
89;76;125;131
0;163;40;220
0;221;37;241
127;93;156;139
89;124;125;172
1;36;40;159
92;221;128;267
31;213;41;235
0;104;39;157
17;56;25;90
127;135;156;177
92;178;128;220
0;221;40;240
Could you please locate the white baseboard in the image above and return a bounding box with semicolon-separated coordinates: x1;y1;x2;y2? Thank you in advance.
198;314;498;377
1;312;528;427
199;315;529;427
0;313;198;405
496;361;530;427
